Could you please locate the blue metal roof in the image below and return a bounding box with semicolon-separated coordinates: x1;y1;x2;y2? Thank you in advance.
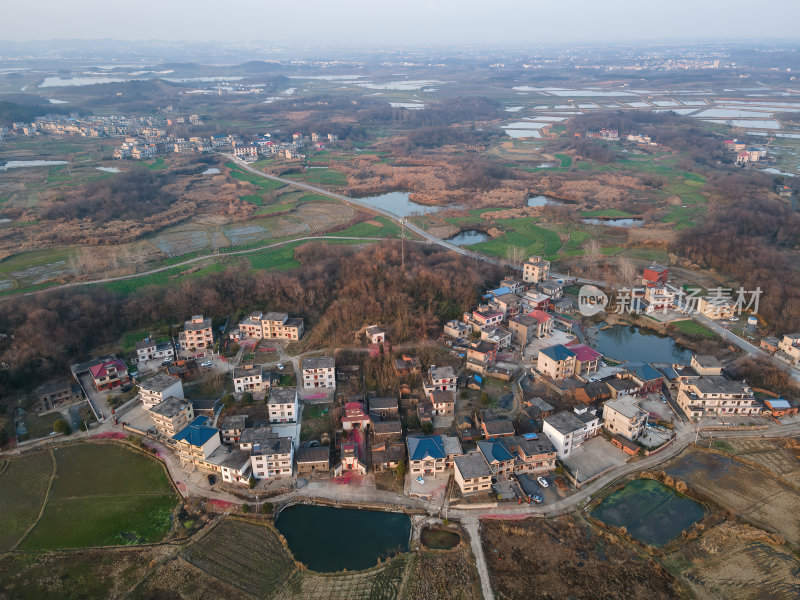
173;418;218;447
540;344;576;362
766;398;791;409
477;439;514;464
622;362;663;382
406;435;446;461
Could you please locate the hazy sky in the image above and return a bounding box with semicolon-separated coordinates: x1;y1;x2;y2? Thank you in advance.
4;0;799;46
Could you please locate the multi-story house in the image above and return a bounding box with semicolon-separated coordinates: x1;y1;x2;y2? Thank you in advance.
423;365;457;396
490;293;522;319
696;296;736;320
477;439;515;475
35;381;84;413
139;373;184;410
542;409;601;459
135;339;175;363
481;325;512;349
443;319;472;340
602;397;648;441
466;340;498;374
302;356;335;389
88;357;130;392
537;345;576;380
266;387;298;423
173;416;222;470
523;256;550;284
365;326;386;345
149;396;194;437
676;377;760;419
261;312;304;340
454;452;492;495
180;315;213;350
406;435;448;476
250;436;294;479
505;435;557;474
470;308;504;331
220;415;247;444
571;344;602;376
642;263;669;285
393;354;422;377
691;354;723;376
429;390;456;417
233;364;265;393
643;285;676;313
777;334;800;365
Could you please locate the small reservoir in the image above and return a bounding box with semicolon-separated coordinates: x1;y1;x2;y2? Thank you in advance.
275;504;411;572
589;324;692;364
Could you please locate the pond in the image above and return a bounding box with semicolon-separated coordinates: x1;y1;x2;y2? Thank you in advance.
356;191;453;217
275;504;411;572
527;195;563;207
581;218;644;228
588;324;692;364
447;230;489;245
591;479;705;546
420;527;461;550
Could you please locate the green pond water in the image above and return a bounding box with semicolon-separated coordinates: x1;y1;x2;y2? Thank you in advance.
591;479;705;547
275;504;411;572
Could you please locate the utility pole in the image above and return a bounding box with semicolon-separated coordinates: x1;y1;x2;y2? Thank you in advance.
401;218;406;271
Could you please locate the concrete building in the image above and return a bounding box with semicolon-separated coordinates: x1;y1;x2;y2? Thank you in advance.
697;296;736;320
35;381;84;413
570;344;602;376
523;256;550;284
691;354;723;376
139;373;184;410
454;452;492;495
537;345;577;380
676;377;760;419
423;365;457;395
180;315;213;350
542;409;600;459
173;416;222;470
266;387;298;423
477;439;515;475
149;396;194;437
220;415;247;444
88;357;130;392
602;397;648;441
233;364;265;393
135;339;175;363
302;356;335;389
296;446;330;473
365;326;386;344
429;390;456;417
406;435;447;476
505;435;557;474
250;436;294;479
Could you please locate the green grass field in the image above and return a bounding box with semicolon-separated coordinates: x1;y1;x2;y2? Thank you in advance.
581;209;636;218
469;217;562;259
671;319;717;339
18;443;177;550
23;412;62;439
0;451;54;551
286;168;347;187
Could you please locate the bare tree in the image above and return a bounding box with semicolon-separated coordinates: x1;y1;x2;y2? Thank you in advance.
617;257;639;287
506;245;526;266
584;238;601;277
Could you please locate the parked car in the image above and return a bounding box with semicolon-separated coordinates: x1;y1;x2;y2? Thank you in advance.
729;317;739;322
416;476;425;485
530;493;543;504
277;363;284;370
537;476;549;488
661;395;667;403
201;360;212;367
161;359;172;366
207;474;216;485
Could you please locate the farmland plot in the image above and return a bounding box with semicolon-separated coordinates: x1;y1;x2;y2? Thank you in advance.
182;518;295;598
0;450;54;551
281;555;408;600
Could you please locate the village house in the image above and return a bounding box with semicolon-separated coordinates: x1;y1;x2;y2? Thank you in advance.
499;277;526;294
139;373;184;410
135;339;175;363
217;447;252;485
250;436;294;479
643;285;676;313
454;451;492;495
538;279;564;299
302;356;336;389
605;377;640;399
369;397;399;420
602;397;648;441
477;439;515;475
267;387;298;423
570;344;602;376
466;340;498;374
393;354;423;377
469;308;504;331
760;336;781;354
505;434;557;474
620;363;664;395
220;415;247;444
490;293;523;319
179;315;213;350
35;381;84;413
429;390;456;417
481;325;512;350
239;426;274;450
173;416;222;470
423;365;457;395
443;319;473;340
696;296;736;320
371;442;405;472
372;419;403;442
296;446;330;473
406;435;448;476
542;408;601;459
521;291;552;313
149;396;194;437
341;401;372;430
676;377;760;419
365;326;386;345
777;334;800;365
480;416;515;439
523;255;551;284
234;364;265;393
642;263;669;285
86;357;130;392
537;345;576;380
691;354;723;376
231;311;304;341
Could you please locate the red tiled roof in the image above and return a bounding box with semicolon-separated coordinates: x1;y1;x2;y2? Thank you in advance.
528;309;552;324
570;344;602;363
89;358;127;379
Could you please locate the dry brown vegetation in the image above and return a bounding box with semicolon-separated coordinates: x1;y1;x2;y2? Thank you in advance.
481;515;683;600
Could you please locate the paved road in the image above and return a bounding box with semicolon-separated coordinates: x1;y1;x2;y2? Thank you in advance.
226;155;517;271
